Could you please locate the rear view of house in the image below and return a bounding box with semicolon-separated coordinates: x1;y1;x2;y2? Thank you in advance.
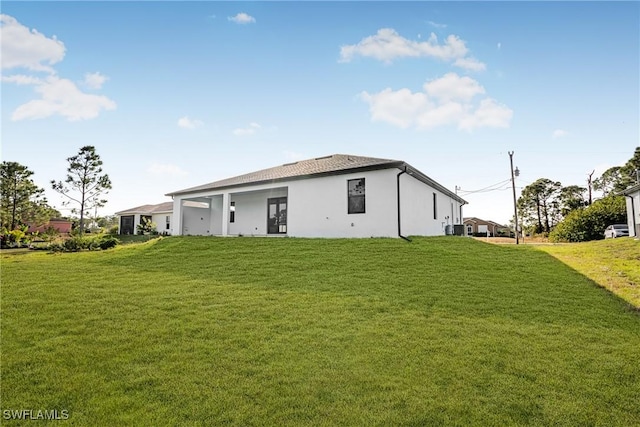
166;154;467;238
116;202;173;235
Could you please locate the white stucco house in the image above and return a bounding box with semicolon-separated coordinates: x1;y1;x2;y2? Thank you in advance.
623;183;640;237
165;154;467;238
115;202;173;235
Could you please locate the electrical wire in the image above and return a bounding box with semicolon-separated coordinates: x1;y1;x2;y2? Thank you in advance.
457;179;513;195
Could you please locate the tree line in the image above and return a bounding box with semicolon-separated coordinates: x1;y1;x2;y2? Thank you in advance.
1;146;112;237
516;147;639;241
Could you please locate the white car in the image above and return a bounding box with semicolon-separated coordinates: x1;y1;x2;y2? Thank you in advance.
604;224;629;239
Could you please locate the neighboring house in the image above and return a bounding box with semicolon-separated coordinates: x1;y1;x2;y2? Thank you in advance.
115;202;173;235
622;183;640;237
27;219;73;234
463;217;510;237
165;154;467;238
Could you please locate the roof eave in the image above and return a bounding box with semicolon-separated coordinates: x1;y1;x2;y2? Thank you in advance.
402;163;468;205
166;161;405;197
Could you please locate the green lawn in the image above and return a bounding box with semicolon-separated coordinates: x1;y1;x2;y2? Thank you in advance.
2;237;639;425
536;238;640;308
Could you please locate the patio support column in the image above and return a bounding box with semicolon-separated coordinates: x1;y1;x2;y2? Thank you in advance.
172;198;183;235
221;193;229;236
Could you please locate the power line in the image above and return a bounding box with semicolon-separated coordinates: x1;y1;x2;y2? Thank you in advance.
457;179;512;195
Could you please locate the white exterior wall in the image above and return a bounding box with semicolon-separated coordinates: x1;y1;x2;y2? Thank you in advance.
210;196;223;236
399;173;464;237
151;213;173;235
287;169;397;238
229;188;288;236
182;205;211;235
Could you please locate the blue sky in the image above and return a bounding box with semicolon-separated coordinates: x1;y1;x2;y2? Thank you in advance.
2;1;638;224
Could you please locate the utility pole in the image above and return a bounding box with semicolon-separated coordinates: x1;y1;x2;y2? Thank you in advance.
508;151;519;245
587;170;595;205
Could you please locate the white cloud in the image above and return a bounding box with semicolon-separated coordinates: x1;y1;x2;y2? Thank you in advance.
147;162;188;177
1;15;115;122
339;28;485;71
1;74;42;85
228;13;256;24
360;88;428;129
9;75;116;121
233;122;261;136
360;73;512;131
552;129;569;138
177;116;203;129
427;21;447;29
0;14;66;72
83;72;108;89
453;57;486;71
423;72;485;102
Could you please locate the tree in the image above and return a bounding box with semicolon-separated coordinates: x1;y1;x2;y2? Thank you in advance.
0;161;52;230
51;146;112;235
517;178;562;234
618;146;640;190
593;166;622;196
549;196;627;242
593;147;640;195
557;185;587;217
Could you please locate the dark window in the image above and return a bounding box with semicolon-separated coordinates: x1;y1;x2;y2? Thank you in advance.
230;201;235;223
348;178;366;214
166;215;170;230
433;193;437;219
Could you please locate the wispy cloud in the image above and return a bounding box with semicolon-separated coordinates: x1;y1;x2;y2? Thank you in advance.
427;20;447;29
177;116;203;130
360;72;512;131
233;122;261;136
228;13;255;24
147;162;188;177
8;75;116;121
83;72;108;89
552;129;568;139
339;28;485;71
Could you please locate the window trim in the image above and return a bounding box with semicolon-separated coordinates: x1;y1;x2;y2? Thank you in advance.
348;178;366;214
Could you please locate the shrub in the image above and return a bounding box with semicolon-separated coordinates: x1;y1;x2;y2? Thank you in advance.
137;217;156;235
108;225;119;235
46;242;65;252
550;196;627;242
63;236;88;252
99;235;119;250
0;226;32;248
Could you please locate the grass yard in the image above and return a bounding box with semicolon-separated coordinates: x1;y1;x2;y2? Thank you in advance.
536;238;640;308
2;237;639;425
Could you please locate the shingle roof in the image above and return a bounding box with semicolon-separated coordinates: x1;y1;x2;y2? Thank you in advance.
166;154;403;196
165;153;467;204
115;202;173;215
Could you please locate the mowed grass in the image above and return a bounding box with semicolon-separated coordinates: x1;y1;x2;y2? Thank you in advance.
2;237;639;426
536;238;640;308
